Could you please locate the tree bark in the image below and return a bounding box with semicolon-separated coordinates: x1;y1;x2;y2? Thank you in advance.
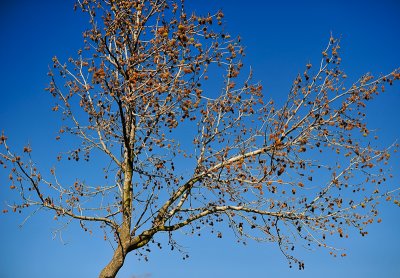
99;245;126;278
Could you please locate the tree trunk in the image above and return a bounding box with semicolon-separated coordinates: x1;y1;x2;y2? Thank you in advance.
99;245;126;278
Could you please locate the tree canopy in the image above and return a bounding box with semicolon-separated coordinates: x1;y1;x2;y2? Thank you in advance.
1;1;399;277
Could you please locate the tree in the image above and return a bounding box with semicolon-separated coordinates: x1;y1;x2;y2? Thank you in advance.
1;0;399;277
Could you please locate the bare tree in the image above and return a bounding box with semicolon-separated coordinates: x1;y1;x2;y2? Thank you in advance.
1;1;399;277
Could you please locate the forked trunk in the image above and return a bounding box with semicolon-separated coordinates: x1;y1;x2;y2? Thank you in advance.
99;245;126;278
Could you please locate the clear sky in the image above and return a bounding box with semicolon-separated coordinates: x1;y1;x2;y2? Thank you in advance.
0;0;399;277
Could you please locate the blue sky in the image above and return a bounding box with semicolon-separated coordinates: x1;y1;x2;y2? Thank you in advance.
0;0;399;277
